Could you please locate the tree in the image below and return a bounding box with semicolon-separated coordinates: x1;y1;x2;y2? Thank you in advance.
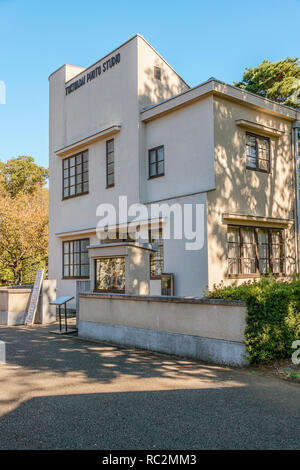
0;188;48;284
0;155;48;198
234;58;300;109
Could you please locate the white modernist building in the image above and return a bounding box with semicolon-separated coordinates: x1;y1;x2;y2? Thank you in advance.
49;35;300;309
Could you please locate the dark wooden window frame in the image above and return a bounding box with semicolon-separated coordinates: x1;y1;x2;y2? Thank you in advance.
148;145;165;180
62;151;89;200
227;225;285;279
149;226;164;280
106;139;115;188
62;238;90;279
94;257;125;293
246;132;271;174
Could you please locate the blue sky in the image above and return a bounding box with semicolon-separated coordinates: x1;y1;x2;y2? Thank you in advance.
0;0;299;168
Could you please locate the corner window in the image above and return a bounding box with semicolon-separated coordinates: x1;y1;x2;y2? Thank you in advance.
149;227;164;278
148;146;164;179
63;151;89;199
246;133;270;173
63;239;90;278
95;257;125;292
227;226;284;277
106;139;114;188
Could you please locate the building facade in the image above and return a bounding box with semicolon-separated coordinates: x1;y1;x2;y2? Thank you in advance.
49;35;300;307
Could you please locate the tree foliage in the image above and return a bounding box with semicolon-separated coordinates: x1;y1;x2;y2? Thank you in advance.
0;156;49;284
234;57;300;109
0;155;49;198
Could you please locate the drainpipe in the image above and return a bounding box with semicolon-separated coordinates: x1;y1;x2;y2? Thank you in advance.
293;121;300;273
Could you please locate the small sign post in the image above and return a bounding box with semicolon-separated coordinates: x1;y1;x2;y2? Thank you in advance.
25;269;44;326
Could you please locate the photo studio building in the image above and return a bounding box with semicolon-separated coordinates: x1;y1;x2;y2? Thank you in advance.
49;34;300;308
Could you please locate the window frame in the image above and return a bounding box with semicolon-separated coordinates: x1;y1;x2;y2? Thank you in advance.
62;151;89;200
106;139;115;188
154;66;161;81
94;256;125;293
148;145;165;180
246;132;271;174
227;225;285;278
62;238;90;279
149;226;164;280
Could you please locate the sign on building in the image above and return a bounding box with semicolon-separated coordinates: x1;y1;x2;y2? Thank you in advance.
25;269;44;326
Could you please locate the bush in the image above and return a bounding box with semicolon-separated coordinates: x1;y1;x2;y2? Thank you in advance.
207;276;300;363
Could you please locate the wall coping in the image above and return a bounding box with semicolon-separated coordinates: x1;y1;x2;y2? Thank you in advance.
79;292;246;307
0;288;32;293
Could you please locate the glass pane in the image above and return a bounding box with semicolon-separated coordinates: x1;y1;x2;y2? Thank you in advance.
70;186;75;196
63;178;69;188
76;173;82;183
81;264;89;277
70;166;75;176
157;161;164;175
107;152;114;164
64;169;69;178
149;150;156;164
83;161;88;171
64;266;69;277
107;140;114;153
70;176;75;186
74;265;80;277
64;254;69;265
258;159;269;172
74;253;80;264
69;265;73;277
83;151;88;162
81;239;89;251
157;147;164;162
149;162;156;177
81;252;89;264
64;188;69;198
70;157;75;167
63;242;69;254
83;172;88;182
76;154;82;164
95;257;125;291
74;241;80;252
76;183;82;194
63;159;69;169
83;182;89;192
107;174;114;187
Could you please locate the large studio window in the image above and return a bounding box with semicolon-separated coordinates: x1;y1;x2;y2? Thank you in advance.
227;226;284;277
63;151;89;199
63;239;90;278
95;257;125;292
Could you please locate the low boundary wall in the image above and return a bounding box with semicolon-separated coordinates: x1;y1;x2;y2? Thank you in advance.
78;293;248;366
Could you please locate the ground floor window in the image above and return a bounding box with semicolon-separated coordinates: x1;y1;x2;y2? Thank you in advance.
227;226;284;276
149;227;164;279
94;257;125;292
63;239;90;278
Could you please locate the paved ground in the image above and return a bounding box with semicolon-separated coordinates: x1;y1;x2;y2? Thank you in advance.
0;323;299;450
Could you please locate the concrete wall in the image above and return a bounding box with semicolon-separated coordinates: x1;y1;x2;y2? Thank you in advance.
0;280;57;326
207;96;297;288
78;293;247;366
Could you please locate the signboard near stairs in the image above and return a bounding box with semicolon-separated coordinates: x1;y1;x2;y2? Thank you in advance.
25;269;44;326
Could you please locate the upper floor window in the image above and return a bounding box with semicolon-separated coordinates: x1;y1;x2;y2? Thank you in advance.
63;238;90;278
106;139;114;188
227;226;284;277
154;66;161;81
149;146;164;179
63;151;88;199
246;133;270;173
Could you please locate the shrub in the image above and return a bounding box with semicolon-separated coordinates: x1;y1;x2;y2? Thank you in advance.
207;276;300;363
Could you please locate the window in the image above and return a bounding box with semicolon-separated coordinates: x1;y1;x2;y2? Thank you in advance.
149;227;164;278
63;239;90;278
148;146;164;179
154;66;161;81
106;139;114;188
95;257;125;292
246;133;270;172
63;151;89;199
227;226;284;277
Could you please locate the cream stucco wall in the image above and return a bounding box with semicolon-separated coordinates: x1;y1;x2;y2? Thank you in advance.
207;96;297;288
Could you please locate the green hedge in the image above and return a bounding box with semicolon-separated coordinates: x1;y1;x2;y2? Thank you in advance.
207;276;300;363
